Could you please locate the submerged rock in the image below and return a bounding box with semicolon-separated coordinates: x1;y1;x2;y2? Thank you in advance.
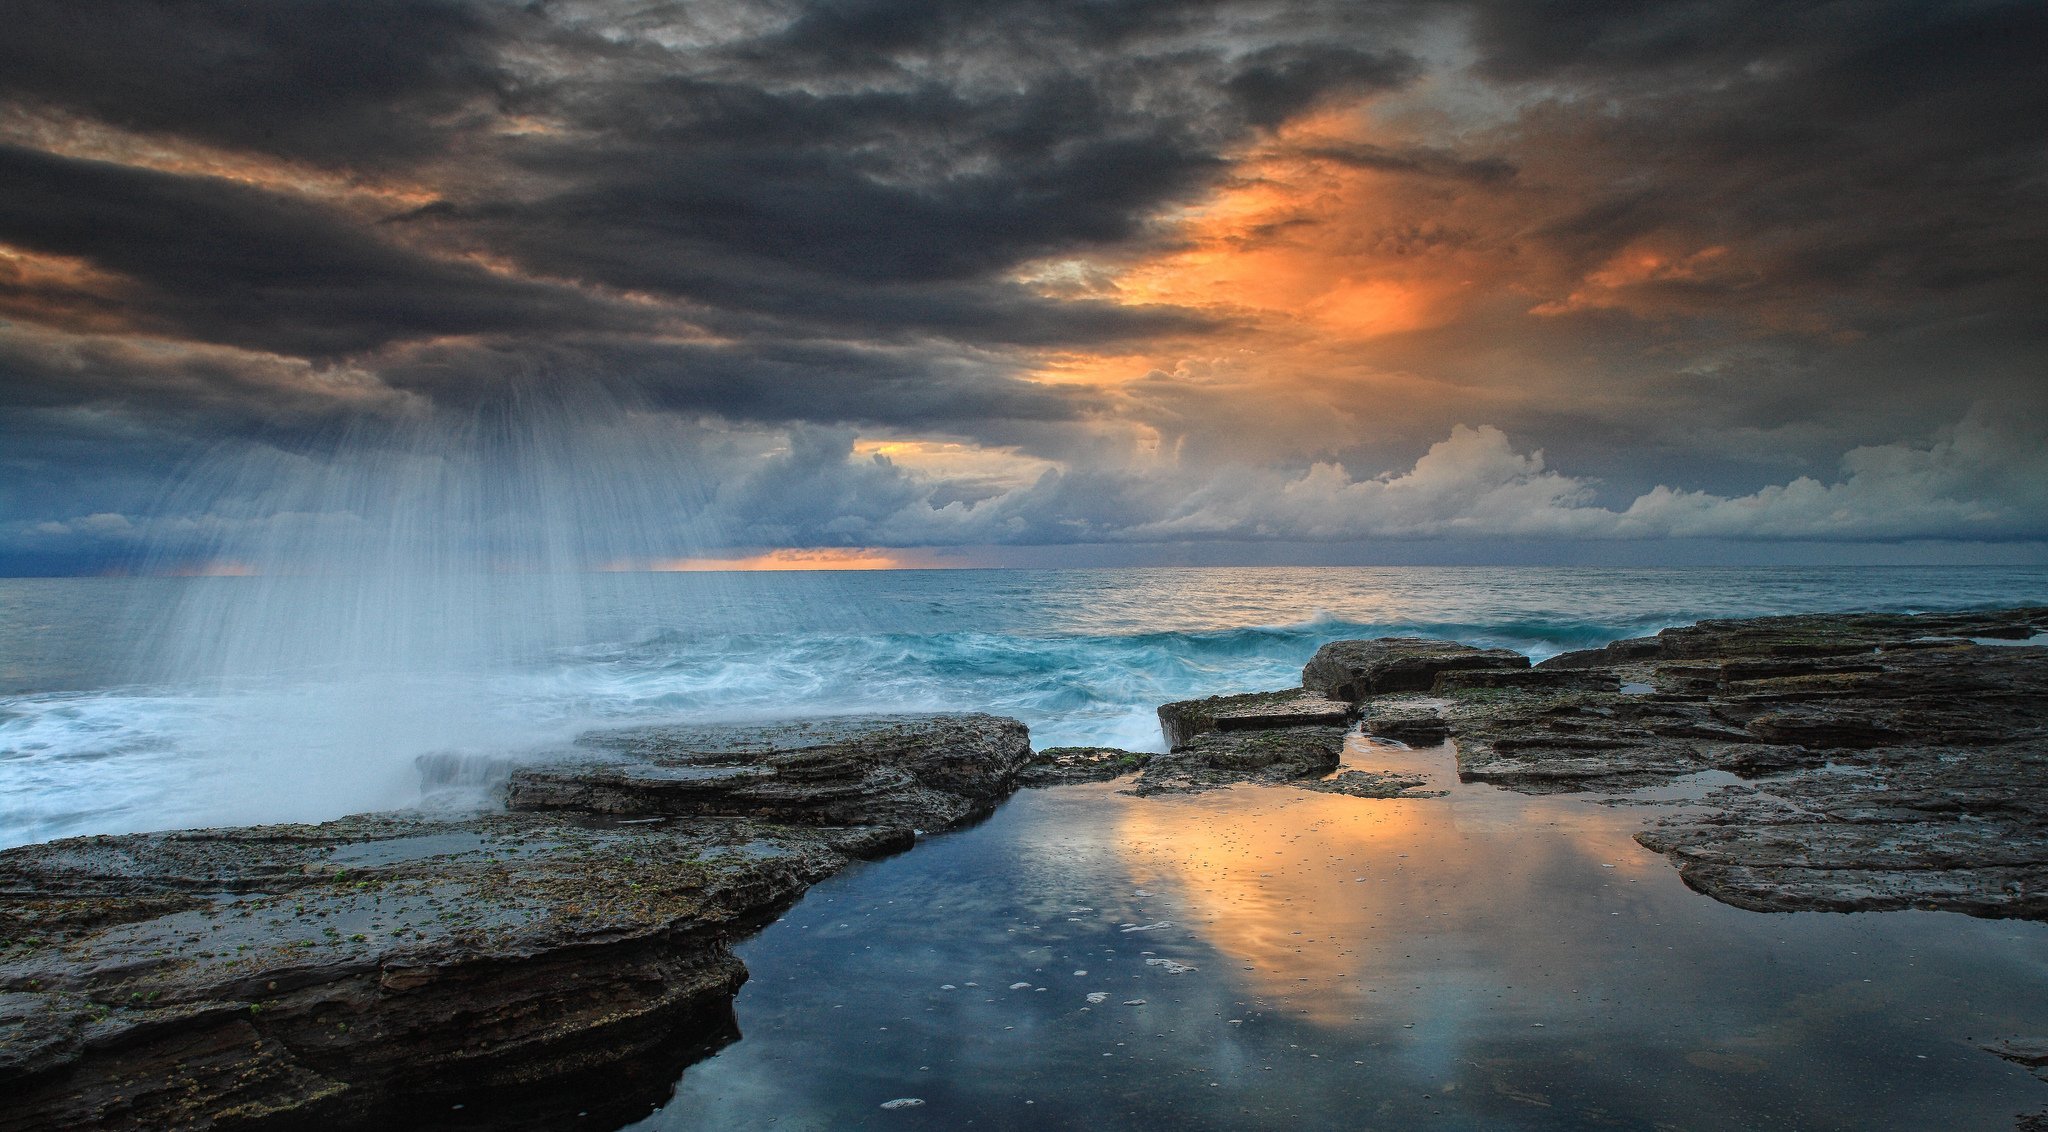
1984;1037;2048;1075
0;713;1031;1131
1016;747;1144;787
1298;770;1443;799
1302;637;1529;701
1128;726;1346;795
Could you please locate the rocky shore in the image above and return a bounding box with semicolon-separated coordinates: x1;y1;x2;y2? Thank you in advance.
0;715;1029;1130
5;608;2046;1129
1143;608;2048;919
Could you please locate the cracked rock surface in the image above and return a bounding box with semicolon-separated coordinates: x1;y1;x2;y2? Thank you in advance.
0;714;1030;1131
1156;609;2048;921
1447;608;2048;918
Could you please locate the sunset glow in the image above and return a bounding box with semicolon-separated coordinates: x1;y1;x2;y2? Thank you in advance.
631;548;927;572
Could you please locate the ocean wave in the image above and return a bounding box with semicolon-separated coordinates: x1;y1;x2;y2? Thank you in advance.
6;565;2046;848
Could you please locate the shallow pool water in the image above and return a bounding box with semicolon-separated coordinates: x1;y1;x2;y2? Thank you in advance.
631;735;2048;1131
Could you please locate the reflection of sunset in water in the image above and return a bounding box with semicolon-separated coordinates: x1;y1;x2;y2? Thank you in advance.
1114;734;1668;1025
657;735;2048;1131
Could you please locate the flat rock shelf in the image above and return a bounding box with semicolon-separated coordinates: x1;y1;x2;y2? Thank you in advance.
0;715;1029;1131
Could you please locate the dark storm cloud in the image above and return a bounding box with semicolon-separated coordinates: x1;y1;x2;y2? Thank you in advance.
739;0;1198;68
372;336;1101;429
0;0;513;166
1480;0;2048;305
0;0;2044;569
0;0;1422;379
0;329;378;426
1294;141;1516;183
1225;43;1419;127
0;145;643;357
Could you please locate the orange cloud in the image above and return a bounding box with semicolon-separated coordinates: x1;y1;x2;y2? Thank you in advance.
996;104;1537;463
1031;109;1495;353
0;242;139;333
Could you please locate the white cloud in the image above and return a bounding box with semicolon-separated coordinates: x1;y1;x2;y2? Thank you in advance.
690;407;2048;546
21;406;2046;568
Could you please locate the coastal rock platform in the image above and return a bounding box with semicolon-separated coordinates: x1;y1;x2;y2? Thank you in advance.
0;714;1030;1131
1321;609;2048;919
1140;608;2048;920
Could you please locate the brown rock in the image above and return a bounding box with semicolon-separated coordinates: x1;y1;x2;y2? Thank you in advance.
1016;747;1145;787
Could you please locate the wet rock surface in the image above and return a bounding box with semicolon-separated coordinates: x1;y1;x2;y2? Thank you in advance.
1442;609;2048;918
1015;746;1143;787
508;713;1032;830
1127;726;1346;796
1155;689;1353;748
1302;637;1529;701
1298;769;1443;799
0;714;1029;1131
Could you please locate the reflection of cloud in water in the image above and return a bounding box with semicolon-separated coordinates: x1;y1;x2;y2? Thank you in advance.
641;758;2048;1130
1113;735;1677;1026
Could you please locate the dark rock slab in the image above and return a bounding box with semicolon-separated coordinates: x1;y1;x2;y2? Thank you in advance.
1016;747;1145;787
1362;703;1449;745
0;712;1033;1131
1538;608;2048;670
0;812;862;1131
508;714;1031;830
1421;609;2048;919
1127;726;1346;796
1303;637;1528;701
1434;668;1620;693
1156;690;1351;748
1634;735;2048;917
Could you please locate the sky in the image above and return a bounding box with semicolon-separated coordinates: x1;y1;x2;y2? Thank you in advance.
2;0;2045;574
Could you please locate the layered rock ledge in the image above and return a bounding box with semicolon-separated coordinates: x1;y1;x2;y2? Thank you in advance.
1142;636;1525;797
1146;609;2048;918
0;714;1030;1131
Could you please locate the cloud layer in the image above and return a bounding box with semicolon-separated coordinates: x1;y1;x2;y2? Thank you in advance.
1;0;2043;571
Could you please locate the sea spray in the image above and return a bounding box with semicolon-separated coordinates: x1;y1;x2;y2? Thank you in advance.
115;381;731;826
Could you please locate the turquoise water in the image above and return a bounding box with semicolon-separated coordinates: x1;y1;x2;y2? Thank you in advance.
2;566;2045;848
